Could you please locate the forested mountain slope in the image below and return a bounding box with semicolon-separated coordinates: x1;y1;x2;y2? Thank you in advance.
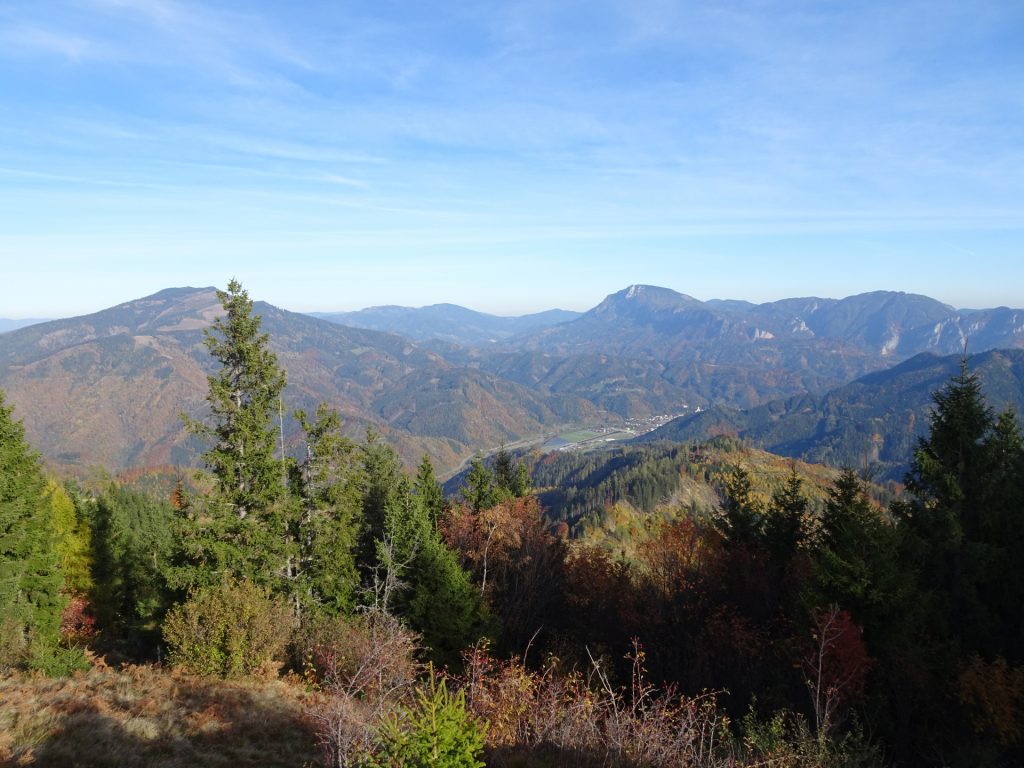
5;283;1024;474
642;349;1024;479
451;285;1024;418
0;288;597;472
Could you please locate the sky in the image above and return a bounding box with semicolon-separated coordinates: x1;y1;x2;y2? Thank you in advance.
1;0;1022;317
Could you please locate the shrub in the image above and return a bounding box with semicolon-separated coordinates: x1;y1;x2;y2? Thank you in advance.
459;642;729;768
301;609;421;768
163;579;292;678
26;638;89;677
298;609;419;703
0;616;26;672
739;708;882;768
1;616;88;677
368;674;485;768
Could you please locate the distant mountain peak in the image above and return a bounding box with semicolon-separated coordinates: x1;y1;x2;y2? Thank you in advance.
146;286;216;300
597;285;701;312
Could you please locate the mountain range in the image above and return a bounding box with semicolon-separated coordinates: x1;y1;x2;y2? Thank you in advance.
0;288;594;473
641;348;1024;480
331;284;1024;362
508;284;1024;361
312;304;581;346
425;285;1024;418
1;283;1022;476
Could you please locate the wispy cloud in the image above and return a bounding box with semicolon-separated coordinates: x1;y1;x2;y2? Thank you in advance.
0;0;1021;315
0;24;103;60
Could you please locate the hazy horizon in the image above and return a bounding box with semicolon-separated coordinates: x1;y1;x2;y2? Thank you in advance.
1;279;1018;323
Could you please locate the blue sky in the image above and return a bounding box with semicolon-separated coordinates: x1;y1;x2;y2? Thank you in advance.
1;0;1022;317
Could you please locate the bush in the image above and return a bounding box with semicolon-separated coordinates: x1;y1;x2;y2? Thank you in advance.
163;579;292;678
298;609;419;702
27;639;89;677
302;609;421;768
0;616;26;672
459;643;729;768
0;616;89;676
368;674;485;768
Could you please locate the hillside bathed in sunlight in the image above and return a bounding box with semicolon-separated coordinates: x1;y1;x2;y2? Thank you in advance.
3;2;1024;767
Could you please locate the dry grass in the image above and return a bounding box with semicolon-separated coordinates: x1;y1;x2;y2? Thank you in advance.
0;662;323;767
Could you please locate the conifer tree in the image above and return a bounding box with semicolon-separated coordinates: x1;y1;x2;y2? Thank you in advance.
90;484;175;653
897;360;1024;660
47;480;92;598
719;466;764;547
765;467;808;565
174;280;290;590
292;404;362;618
383;478;484;668
886;360;1022;758
186;279;287;518
461;458;500;513
358;429;405;570
493;447;530;499
812;469;899;632
904;358;992;542
359;449;485;666
413;454;445;529
0;390;68;671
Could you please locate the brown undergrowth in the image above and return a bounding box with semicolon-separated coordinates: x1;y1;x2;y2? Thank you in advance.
0;661;322;768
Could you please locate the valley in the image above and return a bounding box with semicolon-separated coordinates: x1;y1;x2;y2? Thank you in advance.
3;283;1023;479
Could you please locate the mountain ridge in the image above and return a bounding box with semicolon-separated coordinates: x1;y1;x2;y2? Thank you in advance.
640;348;1024;479
0;287;598;473
312;303;581;346
3;283;1023;476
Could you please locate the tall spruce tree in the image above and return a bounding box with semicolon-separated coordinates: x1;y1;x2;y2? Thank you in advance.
358;429;405;570
765;467;808;566
413;454;445;529
719;465;765;547
187;279;287;517
0;390;68;671
379;475;485;668
812;469;899;629
461;457;500;513
493;447;530;499
175;280;290;590
885;359;1024;760
897;359;1024;660
292;404;362;619
90;484;175;654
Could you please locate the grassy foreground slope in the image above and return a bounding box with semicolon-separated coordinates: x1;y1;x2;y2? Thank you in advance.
0;664;320;768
